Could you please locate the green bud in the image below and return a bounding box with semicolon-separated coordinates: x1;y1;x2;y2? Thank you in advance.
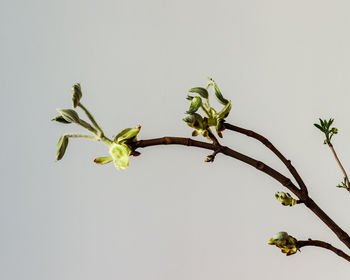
57;109;80;123
71;83;82;108
114;125;141;143
331;127;338;134
186;96;202;114
51;115;70;124
275;192;297;206
56;135;69;161
109;143;131;170
189;87;209;99
94;156;113;165
268;231;298;256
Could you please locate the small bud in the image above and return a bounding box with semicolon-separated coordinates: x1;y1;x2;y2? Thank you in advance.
71;83;82;108
268;231;298;256
56;135;69;161
130;151;141;157
205;155;214;162
94;156;113;165
52;115;70;124
192;130;199;137
275;192;297;206
57;109;80;123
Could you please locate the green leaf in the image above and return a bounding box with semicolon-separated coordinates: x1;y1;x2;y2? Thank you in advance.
109;143;131;170
327;118;334;129
56;135;69;161
186;96;202;114
71;83;82;108
213;82;229;105
313;123;324;132
186;95;194;100
114;125;141;143
52;115;71;124
94;156;113;165
57;109;80;123
189;87;209;99
319;118;325;128
217;100;232;120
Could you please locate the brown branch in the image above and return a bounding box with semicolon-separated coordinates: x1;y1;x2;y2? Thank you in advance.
297;239;350;262
328;142;350;192
133;136;350;251
134;136;301;197
224;123;308;197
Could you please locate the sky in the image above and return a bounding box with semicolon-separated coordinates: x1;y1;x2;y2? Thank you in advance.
1;0;350;279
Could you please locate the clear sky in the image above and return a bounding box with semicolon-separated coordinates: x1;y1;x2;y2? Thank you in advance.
1;0;350;279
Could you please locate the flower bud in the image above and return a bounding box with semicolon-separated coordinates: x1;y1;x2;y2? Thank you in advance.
268;231;298;256
275;192;297;206
71;83;82;108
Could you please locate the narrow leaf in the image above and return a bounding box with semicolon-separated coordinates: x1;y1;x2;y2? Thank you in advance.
52;115;70;124
186;96;202;114
217;101;232;120
213;82;229;105
56;135;69;161
313;123;324;132
57;109;80;123
114;125;141;143
189;87;209;99
94;156;113;165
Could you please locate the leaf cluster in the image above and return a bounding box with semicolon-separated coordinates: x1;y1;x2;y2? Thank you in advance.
314;118;338;144
183;78;231;139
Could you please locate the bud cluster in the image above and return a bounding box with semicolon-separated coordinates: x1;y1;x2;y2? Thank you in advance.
268;231;298;256
183;78;231;140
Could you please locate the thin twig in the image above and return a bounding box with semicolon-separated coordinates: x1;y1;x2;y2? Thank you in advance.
328;142;350;191
297;239;350;262
224;123;308;197
78;103;104;135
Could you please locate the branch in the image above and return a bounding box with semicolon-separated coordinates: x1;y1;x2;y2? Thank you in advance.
297;239;350;262
224;123;308;197
134;136;301;197
133;136;350;250
328;142;350;192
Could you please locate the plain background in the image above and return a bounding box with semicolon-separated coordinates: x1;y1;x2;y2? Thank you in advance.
1;0;350;279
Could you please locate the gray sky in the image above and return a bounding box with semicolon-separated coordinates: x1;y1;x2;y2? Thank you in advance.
1;0;350;279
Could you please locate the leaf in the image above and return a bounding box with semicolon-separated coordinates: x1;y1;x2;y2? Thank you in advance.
94;156;113;165
319;118;324;128
56;135;69;161
114;125;141;143
213;82;229;105
186;96;202;114
217;101;232;120
327;118;334;129
52;115;71;124
189;87;209;99
313;123;324;132
57;109;80;123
